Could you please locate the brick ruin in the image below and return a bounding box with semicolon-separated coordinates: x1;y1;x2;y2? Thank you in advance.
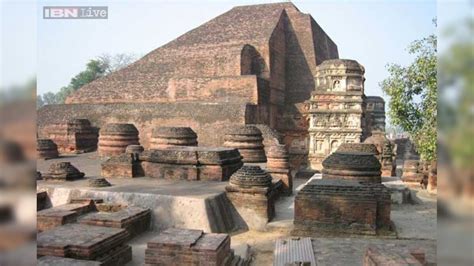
322;143;382;183
102;145;243;181
294;179;391;236
98;123;140;157
41;119;98;154
402;160;424;183
37;224;132;265
37;197;151;265
42;162;85;181
294;143;392;236
225;165;277;230
266;144;292;195
145;228;247;266
305;59;367;171
364;132;396;177
224;125;267;163
38;2;389;172
36;138;59;159
365;96;386;133
150;126;198;149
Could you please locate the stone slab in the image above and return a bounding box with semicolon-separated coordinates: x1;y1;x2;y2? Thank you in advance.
37;224;129;260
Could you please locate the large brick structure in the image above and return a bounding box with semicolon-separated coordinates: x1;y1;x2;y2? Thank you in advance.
37;3;342;170
41;119;98;154
294;179;391;236
293;143;393;236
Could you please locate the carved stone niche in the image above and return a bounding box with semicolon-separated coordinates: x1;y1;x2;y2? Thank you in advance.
225;165;276;230
322;143;382;183
314;59;365;92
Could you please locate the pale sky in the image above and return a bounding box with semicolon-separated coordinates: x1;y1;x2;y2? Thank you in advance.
0;0;468;100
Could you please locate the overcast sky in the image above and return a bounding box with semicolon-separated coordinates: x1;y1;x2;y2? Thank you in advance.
0;0;468;100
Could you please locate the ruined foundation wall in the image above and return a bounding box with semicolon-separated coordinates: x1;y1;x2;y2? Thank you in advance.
38;103;249;148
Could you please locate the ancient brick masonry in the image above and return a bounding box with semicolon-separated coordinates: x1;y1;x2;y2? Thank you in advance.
363;245;426;266
43;119;98;153
140;147;243;181
37;197;151;265
145;228;236;266
305;59;368;171
37;2;391;173
294;179;391;235
363;131;397;177
101;153;142;179
362;96;396;177
294;143;392;236
364;96;386;133
42;162;85;181
150;127;198;148
402;160;423;183
224;125;267;163
37;200;95;232
225;165;276;230
266;144;293;195
79;205;151;239
37;224;132;266
322;143;382;183
102;146;243;181
88;177;112;187
98;123;140;157
36;138;59;159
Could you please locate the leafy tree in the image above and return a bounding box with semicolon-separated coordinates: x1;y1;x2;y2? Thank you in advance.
380;20;437;161
37;53;136;107
438;17;474;169
41;91;59;105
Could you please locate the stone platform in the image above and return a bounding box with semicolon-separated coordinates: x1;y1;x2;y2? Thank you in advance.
37;177;241;233
37;152;249;233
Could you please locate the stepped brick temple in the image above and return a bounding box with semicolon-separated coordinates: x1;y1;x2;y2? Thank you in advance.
37;2;384;171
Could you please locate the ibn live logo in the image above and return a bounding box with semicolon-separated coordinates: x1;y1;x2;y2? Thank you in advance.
43;6;108;19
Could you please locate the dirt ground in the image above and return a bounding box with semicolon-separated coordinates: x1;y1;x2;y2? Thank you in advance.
232;186;437;266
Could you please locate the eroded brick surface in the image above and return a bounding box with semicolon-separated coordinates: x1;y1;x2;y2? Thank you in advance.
79;206;151;238
145;228;232;266
37;224;129;261
294;179;391;235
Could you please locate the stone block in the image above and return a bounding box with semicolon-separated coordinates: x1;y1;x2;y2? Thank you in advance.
294;179;391;235
79;206;151;239
37;202;94;232
98;123;139;157
37;224;131;265
145;228;232;266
